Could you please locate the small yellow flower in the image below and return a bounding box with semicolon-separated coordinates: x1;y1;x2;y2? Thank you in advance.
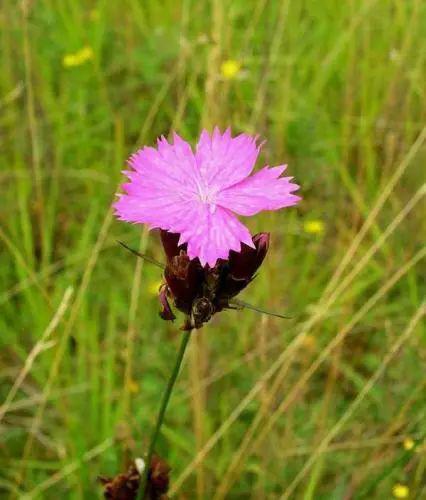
303;219;325;235
89;8;100;21
63;46;94;68
403;437;415;451
392;483;409;499
220;59;241;80
148;280;163;295
127;379;139;394
301;334;316;350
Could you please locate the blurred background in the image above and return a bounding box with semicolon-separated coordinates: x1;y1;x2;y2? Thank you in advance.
0;1;425;498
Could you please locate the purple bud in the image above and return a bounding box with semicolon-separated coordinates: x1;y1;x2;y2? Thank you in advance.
160;229;204;316
164;253;204;315
214;232;270;303
228;232;270;280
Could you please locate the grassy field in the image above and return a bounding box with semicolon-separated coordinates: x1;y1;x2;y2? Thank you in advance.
1;0;425;498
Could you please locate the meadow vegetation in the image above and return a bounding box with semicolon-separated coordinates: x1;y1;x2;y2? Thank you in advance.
0;0;425;498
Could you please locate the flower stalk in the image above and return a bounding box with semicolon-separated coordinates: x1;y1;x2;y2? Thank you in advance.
137;328;193;499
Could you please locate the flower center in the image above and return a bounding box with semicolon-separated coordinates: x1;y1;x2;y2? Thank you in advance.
197;185;217;204
199;191;215;203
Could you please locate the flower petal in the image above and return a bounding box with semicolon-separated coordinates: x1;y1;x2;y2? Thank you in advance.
114;191;197;232
113;134;201;227
216;165;301;216
195;127;261;191
176;203;255;267
130;133;200;193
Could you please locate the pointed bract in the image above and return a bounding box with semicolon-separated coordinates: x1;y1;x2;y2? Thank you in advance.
160;230;183;261
158;285;176;321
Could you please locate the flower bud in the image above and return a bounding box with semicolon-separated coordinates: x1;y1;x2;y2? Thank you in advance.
229;232;269;280
160;230;204;314
218;232;270;300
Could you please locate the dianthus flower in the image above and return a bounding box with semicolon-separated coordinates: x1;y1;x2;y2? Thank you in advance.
114;128;300;267
112;130;300;498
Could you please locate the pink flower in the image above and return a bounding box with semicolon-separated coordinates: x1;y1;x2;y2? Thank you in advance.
114;128;300;267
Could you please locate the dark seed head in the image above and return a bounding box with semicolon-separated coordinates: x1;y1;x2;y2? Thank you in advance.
99;455;170;500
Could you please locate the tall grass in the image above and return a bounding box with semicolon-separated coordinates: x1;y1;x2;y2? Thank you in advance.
0;0;425;498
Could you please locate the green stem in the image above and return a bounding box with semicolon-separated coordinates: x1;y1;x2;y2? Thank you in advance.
137;328;193;499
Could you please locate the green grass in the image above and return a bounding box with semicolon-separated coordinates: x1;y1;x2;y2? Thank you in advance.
1;0;425;498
